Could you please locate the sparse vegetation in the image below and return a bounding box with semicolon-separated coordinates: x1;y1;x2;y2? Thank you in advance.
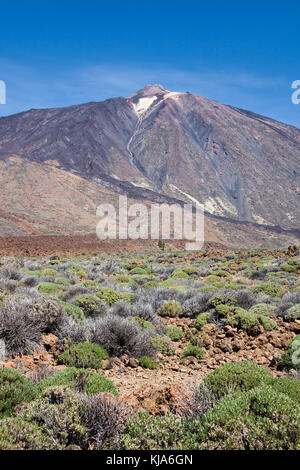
0;247;300;450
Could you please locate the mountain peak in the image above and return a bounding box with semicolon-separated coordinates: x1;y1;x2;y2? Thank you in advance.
128;84;169;99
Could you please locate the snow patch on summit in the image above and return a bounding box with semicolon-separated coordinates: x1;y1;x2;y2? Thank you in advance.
133;96;157;115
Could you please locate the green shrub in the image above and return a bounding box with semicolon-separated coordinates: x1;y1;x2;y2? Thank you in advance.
73;294;106;317
150;335;175;356
198;386;300;449
212;269;229;277
278;335;300;371
257;314;277;331
215;304;233;316
252;281;285;298
58;343;109;369
22;268;44;277
199;286;218;294
195;312;210;330
56;277;71;286
80;279;100;287
42;268;58;277
121;412;197;450
271;376;300;404
281;263;298;273
142;281;159;289
204;275;220;284
61;301;85;322
67;266;87;278
182;345;204;362
21;386;86;448
0;368;36;418
129;267;148;275
111;273;135;284
35;367;118;396
210;291;236;307
165;326;184;341
37;282;63;297
182;267;198;275
171;269;188;279
249;303;276;316
285;305;300;321
204;361;273;400
0;417;54;450
158;301;182;317
96;288;135;306
223;308;260;331
128;316;154;330
139;356;158;369
223;308;276;332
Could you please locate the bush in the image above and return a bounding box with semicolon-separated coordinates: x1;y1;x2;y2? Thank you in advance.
195;312;211;330
271;376;300;404
96;288;135;306
223;309;260;331
31;295;65;332
171;269;188;279
35;367;118;396
252;281;285;298
210;291;236;307
257;314;277;331
276;291;300;319
0;417;54;450
121;412;197;450
73;294;107;318
61;301;85;323
158;301;182;317
127;316;154;330
0;294;65;356
198;386;300;449
182;267;198;275
90;314;155;358
55;316;91;345
81;393;133;450
203;361;273;400
0;298;43;356
58;343;109;369
37;282;63;296
223;308;276;332
278;335;300;371
142;281;159;289
182;345;204;362
129;267;147;275
234;289;256;309
0;368;36;418
181;293;212;318
215;304;232;316
150;335;175;356
67;266;87;278
285;305;300;321
249;303;276;316
139;356;158;369
165;326;184;341
21;386;86;448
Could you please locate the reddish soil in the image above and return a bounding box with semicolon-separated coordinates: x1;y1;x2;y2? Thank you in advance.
0;235;227;257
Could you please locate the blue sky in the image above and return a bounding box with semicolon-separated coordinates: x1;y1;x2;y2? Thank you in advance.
0;1;299;127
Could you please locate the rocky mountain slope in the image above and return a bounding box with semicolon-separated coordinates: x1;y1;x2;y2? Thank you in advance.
0;84;299;246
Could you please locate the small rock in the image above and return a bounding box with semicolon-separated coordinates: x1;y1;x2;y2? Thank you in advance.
101;359;112;370
128;358;139;368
